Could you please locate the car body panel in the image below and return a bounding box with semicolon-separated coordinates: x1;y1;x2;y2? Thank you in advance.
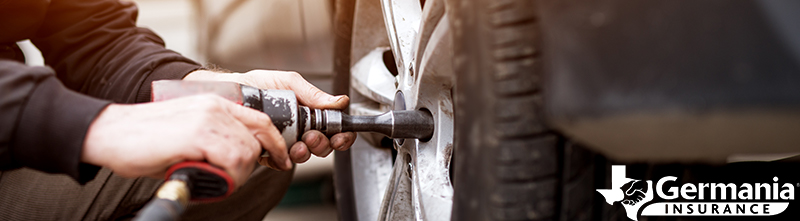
539;0;800;162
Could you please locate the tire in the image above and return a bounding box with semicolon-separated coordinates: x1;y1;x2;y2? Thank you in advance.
449;0;602;220
331;0;358;221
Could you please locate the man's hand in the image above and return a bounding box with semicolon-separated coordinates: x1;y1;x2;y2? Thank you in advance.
184;70;357;169
81;95;287;188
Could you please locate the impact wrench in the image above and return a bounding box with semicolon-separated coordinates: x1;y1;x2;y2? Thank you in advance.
133;80;434;221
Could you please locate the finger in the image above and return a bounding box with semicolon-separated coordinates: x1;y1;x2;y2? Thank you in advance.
255;132;292;171
330;132;357;151
202;130;261;188
346;132;358;150
258;157;269;168
220;139;259;188
219;99;292;170
218;97;274;131
273;72;349;109
289;142;312;163
302;131;332;157
337;133;356;151
330;134;345;152
199;100;267;186
258;157;280;169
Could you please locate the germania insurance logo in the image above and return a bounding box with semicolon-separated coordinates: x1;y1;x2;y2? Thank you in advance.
597;165;795;221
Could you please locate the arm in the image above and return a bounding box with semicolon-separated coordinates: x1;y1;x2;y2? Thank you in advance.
0;60;109;184
0;0;200;183
0;60;276;187
6;0;356;186
31;0;201;104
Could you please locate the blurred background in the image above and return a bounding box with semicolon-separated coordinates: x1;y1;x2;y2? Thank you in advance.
131;0;339;220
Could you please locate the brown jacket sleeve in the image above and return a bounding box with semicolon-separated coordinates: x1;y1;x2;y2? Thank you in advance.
31;0;202;103
0;61;110;184
0;0;202;184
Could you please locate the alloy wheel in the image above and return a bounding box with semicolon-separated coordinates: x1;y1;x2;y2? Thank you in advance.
348;0;455;220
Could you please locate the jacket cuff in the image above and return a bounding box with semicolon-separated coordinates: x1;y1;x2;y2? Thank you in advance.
136;61;203;103
13;77;110;184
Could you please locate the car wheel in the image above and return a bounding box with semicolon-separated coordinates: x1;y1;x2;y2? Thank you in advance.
334;0;601;220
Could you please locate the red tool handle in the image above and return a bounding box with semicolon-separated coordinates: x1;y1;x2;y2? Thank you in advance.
164;161;235;203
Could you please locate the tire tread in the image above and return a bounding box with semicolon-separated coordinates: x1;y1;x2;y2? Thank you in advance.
487;0;556;220
473;0;597;220
454;0;597;220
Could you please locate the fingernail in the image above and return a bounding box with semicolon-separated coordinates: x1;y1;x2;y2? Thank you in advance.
328;95;344;102
284;158;293;170
336;139;348;150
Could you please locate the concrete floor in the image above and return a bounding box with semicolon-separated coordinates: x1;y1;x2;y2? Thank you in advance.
133;0;338;220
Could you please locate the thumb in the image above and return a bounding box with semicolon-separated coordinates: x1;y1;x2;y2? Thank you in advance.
298;89;348;110
277;72;349;109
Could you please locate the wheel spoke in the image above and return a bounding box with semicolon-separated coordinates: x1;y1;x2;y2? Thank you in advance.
378;150;417;221
380;0;422;78
413;0;447;75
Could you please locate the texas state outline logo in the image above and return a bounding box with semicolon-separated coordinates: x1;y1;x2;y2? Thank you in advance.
597;165;795;221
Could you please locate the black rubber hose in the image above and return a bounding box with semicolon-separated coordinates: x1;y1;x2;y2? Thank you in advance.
132;198;185;221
